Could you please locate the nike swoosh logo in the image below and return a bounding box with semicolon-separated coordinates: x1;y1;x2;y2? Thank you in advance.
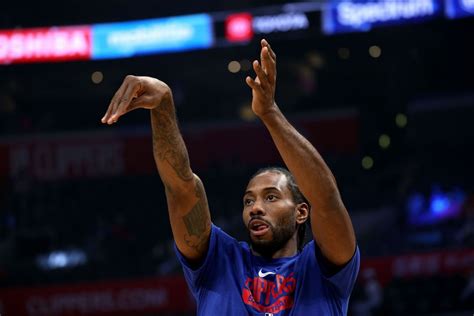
258;268;276;278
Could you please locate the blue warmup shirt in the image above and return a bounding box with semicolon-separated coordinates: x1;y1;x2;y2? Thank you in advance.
175;224;360;316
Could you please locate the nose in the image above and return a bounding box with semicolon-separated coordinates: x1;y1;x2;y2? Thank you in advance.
250;199;266;217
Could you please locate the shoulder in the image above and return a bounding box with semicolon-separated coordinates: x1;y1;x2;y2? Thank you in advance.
300;241;360;298
211;224;240;246
175;224;248;288
209;224;250;257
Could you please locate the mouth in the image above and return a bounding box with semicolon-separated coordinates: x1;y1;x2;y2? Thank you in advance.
249;219;270;237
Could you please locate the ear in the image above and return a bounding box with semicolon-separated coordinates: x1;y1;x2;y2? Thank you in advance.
295;203;309;225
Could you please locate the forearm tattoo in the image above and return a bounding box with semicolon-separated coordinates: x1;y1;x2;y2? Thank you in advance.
183;179;209;253
151;99;193;182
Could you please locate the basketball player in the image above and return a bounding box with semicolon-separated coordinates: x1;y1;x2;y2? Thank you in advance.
101;39;359;315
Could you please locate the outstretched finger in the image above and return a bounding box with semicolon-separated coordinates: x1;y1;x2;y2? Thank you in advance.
106;83;128;124
102;88;123;124
101;104;113;124
261;47;276;85
110;83;140;122
246;76;265;95
261;39;276;61
252;60;269;90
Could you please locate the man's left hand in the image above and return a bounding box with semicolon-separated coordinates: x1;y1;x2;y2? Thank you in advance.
246;39;278;118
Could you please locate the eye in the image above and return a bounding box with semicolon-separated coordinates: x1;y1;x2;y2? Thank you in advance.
266;194;277;201
244;198;254;206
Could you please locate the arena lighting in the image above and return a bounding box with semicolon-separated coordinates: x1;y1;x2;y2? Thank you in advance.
395;113;408;127
225;13;254;42
337;47;350;59
369;45;382;58
407;188;466;226
361;156;374;169
239;103;257;121
445;0;474;18
378;134;391;149
36;248;88;270
240;59;252;71
228;60;241;73
307;51;325;68
91;71;103;84
462;0;474;10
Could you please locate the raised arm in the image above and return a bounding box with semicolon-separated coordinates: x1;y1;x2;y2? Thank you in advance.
246;40;356;266
101;75;211;264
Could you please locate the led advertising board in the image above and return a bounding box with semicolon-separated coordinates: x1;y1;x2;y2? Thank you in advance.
0;26;92;64
224;11;312;43
323;0;443;34
91;14;214;59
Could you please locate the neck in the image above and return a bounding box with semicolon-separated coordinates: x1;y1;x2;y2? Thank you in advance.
251;232;298;259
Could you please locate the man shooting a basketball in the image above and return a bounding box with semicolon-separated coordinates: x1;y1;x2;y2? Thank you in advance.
101;39;359;315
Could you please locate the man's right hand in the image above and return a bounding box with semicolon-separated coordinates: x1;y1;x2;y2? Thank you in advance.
101;75;171;125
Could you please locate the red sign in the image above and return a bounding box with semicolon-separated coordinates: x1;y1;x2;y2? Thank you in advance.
225;13;254;42
0;26;92;64
360;248;474;286
0;276;193;316
5;134;126;180
1;112;359;180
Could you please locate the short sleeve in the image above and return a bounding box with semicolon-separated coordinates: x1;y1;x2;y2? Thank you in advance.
174;224;235;292
323;246;360;299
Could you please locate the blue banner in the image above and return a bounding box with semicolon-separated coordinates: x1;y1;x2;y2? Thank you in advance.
323;0;442;35
445;0;474;18
91;14;214;59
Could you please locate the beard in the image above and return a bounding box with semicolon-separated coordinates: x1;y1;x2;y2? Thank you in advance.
249;214;297;258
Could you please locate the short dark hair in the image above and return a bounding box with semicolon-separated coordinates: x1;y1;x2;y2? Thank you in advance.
250;166;310;251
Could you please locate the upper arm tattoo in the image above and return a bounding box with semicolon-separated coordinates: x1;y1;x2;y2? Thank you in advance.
182;178;210;254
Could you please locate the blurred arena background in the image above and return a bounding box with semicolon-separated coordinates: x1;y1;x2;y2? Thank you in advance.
0;0;473;315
